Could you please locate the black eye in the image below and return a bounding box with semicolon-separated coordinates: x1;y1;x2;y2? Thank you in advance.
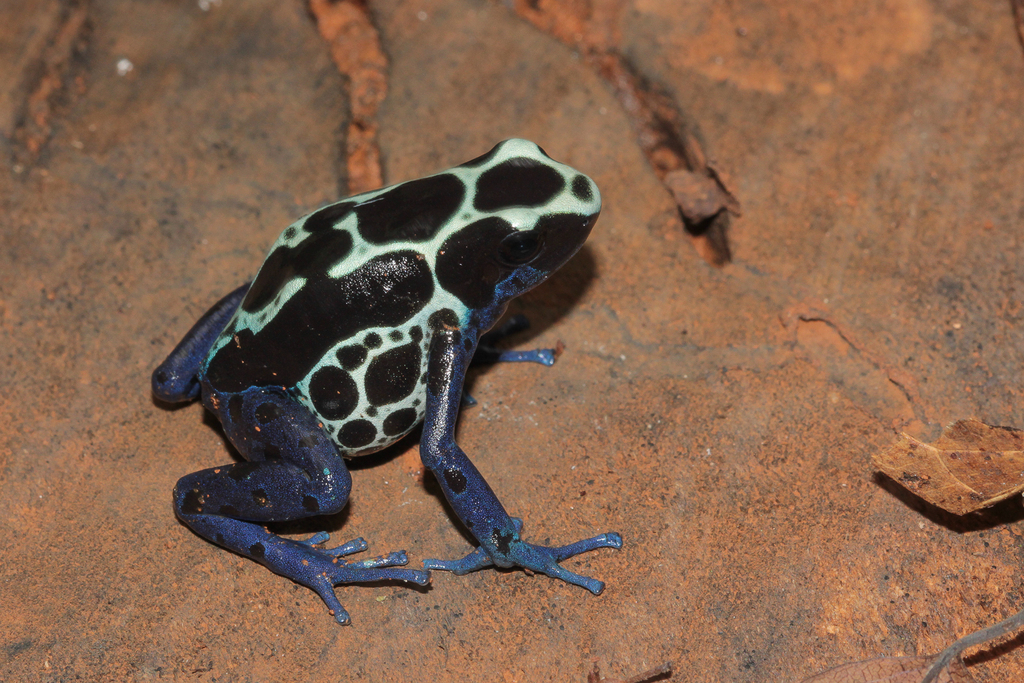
498;231;543;266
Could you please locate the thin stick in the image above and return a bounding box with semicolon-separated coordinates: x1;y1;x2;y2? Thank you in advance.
920;606;1024;683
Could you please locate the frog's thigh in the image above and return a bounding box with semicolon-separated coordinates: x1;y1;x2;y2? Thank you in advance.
176;388;352;524
153;283;249;402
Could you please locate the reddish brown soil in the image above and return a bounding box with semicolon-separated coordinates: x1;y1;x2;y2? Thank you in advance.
2;1;1023;681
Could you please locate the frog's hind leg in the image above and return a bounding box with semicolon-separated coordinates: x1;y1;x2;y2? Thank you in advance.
174;387;429;625
153;284;250;402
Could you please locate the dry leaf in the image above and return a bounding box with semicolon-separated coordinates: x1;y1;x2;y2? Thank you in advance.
873;419;1024;515
798;655;973;683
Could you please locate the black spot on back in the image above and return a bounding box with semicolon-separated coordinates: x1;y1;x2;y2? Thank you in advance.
252;489;268;505
365;343;422;406
302;495;319;513
364;332;382;349
205;251;434;393
219;504;239;517
355;174;464;244
241;229;354;313
249;542;266;559
383;408;418;436
309;366;358;421
409;325;423;343
264;444;281;460
571;175;592;200
474;158;565;212
389;330;403;342
303;201;354;233
435;217;516;309
283;227;297;240
336;345;368;371
339;420;377;448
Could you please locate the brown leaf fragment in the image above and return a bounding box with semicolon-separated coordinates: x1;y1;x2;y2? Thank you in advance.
797;655;973;683
873;419;1024;515
664;169;739;224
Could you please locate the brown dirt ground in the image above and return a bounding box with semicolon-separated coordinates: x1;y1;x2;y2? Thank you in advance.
2;1;1024;681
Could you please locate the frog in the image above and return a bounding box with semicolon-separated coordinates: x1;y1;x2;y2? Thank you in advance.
152;138;622;625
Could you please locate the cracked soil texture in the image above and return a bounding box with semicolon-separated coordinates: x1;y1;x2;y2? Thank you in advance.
2;0;1024;681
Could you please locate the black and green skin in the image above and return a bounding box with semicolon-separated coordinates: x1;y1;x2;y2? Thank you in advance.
153;139;621;625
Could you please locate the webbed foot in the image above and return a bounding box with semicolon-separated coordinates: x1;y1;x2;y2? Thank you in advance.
423;519;621;594
277;532;430;625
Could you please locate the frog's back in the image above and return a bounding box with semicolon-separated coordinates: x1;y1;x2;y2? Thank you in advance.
200;139;601;456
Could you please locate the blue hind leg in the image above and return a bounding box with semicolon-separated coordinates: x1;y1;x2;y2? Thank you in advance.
175;386;429;625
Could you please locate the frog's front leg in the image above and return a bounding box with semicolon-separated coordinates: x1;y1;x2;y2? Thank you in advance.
473;314;558;367
461;315;559;407
174;386;429;624
152;284;250;402
420;328;622;593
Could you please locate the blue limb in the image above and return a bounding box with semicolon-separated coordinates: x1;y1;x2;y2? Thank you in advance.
175;386;429;625
424;518;622;594
463;314;560;405
424;518;523;573
420;327;621;594
473;314;559;367
299;532;369;558
153;283;249;402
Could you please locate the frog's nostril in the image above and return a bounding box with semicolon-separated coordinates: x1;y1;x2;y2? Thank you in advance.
156;370;168;384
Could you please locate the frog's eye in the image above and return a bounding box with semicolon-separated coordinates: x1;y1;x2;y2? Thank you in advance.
498;231;543;266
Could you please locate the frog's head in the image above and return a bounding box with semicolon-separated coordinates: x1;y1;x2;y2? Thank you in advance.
434;139;601;310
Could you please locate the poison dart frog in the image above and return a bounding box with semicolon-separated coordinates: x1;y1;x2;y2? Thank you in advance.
153;139;622;624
